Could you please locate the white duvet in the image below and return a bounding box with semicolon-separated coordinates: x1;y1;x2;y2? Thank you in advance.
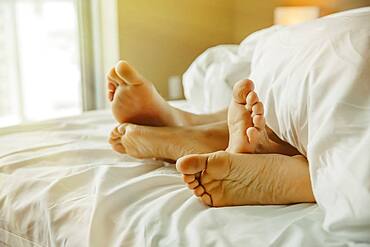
0;110;345;246
250;8;370;243
183;7;370;244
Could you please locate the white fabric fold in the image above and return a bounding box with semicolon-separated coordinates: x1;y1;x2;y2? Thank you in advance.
250;7;370;243
0;110;340;246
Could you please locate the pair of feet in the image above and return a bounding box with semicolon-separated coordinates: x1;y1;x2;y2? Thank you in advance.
108;61;309;206
108;61;275;158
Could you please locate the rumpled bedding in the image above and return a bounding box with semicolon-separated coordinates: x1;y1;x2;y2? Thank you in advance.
1;7;369;246
183;7;370;243
250;8;370;243
182;25;282;114
0;110;344;246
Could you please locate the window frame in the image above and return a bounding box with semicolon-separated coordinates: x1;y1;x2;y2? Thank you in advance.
77;0;120;111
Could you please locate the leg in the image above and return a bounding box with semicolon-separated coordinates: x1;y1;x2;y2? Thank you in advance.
176;151;315;206
107;60;227;126
109;121;229;161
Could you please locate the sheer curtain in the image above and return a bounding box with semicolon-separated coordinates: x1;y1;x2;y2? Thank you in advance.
0;0;111;127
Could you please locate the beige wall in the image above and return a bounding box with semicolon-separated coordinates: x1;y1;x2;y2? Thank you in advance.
233;0;279;43
118;0;235;98
117;0;369;98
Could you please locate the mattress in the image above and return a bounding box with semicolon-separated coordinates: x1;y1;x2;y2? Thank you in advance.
0;107;347;247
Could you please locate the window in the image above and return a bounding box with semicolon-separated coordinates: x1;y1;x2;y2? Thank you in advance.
0;0;120;128
0;0;83;127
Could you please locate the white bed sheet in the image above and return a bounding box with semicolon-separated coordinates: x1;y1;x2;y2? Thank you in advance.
0;109;350;246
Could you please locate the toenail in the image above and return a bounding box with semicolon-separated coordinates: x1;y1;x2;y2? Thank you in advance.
118;125;126;135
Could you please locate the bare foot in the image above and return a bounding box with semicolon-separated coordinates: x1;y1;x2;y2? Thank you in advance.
108;122;229;161
176;151;315;206
227;79;273;153
107;61;181;126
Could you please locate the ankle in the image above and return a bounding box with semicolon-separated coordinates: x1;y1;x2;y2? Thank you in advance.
167;107;190;126
169;106;205;127
263;139;299;156
198;126;229;151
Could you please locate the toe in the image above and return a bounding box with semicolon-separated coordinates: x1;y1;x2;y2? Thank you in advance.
201;193;213;206
109;125;128;154
108;91;114;101
110;126;122;139
193;185;205;197
246;127;259;143
253;115;265;129
109;135;120;144
232;79;254;104
176;154;208;175
117;123;129;135
107;67;126;85
108;82;116;90
182;174;195;183
112;143;126;153
246;91;259;111
115;60;144;86
251;102;264;117
108;137;115;145
107;82;117;101
187;180;199;189
108;81;116;91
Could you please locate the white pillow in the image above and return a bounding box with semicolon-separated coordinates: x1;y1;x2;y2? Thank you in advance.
250;8;370;242
182;26;281;113
182;45;240;113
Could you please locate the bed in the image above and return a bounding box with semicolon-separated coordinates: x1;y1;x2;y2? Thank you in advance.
1;7;369;247
0;107;337;247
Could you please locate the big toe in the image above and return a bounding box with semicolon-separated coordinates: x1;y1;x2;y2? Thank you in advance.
176;154;208;175
232;79;254;104
115;60;145;86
